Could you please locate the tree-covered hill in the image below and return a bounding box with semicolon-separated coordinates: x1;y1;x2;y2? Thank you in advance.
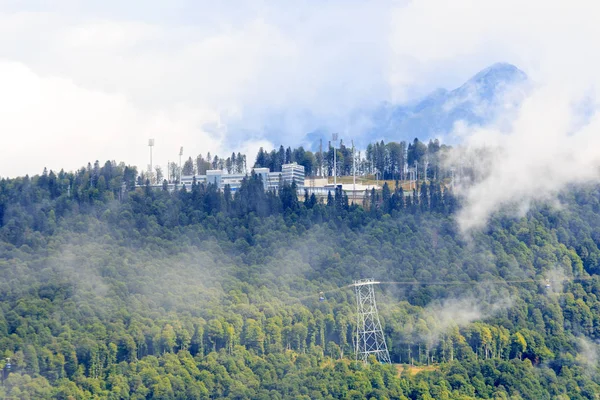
1;162;600;399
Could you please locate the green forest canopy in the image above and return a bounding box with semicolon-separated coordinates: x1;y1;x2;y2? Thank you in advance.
1;142;600;399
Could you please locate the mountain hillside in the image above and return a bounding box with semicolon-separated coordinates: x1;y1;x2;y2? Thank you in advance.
1;163;600;398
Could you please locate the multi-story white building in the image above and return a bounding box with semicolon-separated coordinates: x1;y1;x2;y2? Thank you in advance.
281;163;305;188
180;162;305;192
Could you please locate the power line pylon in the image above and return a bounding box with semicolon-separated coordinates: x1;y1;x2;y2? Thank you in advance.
353;279;391;364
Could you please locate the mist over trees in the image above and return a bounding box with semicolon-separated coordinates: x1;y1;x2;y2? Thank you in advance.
0;138;600;398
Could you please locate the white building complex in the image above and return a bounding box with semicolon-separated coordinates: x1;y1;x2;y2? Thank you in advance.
180;162;305;192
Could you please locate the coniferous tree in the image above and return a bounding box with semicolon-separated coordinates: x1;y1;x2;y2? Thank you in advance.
182;157;195;176
412;188;419;213
327;191;334;207
420;182;429;212
382;183;391;207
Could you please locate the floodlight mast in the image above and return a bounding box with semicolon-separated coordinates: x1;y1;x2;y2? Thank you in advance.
353;278;391;364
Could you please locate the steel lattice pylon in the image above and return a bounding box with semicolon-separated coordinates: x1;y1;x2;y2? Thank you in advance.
353;279;391;364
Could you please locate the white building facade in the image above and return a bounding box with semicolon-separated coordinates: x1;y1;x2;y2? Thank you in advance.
180;162;305;192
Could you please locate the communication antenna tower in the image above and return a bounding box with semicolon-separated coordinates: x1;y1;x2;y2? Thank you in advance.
414;160;418;183
352;140;356;203
353;279;391;364
403;145;408;181
319;139;324;178
179;147;184;183
332;133;338;186
148;139;155;183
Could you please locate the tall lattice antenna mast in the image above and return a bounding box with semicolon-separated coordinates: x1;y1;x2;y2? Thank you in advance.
352;279;391;364
319;138;323;178
332;133;338;186
179;147;184;183
352;139;356;203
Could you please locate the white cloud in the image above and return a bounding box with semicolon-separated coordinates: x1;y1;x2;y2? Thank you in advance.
0;2;393;176
1;0;600;190
452;83;600;232
397;0;600;232
0;61;222;175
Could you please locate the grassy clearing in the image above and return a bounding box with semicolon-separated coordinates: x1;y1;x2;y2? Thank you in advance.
395;364;440;376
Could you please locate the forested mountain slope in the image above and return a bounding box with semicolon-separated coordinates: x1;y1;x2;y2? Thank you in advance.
0;163;600;399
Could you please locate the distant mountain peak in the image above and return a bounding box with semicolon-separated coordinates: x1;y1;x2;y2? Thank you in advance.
351;62;529;146
303;62;529;150
469;62;527;85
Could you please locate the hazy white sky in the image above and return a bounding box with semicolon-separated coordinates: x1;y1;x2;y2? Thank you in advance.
0;0;597;178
